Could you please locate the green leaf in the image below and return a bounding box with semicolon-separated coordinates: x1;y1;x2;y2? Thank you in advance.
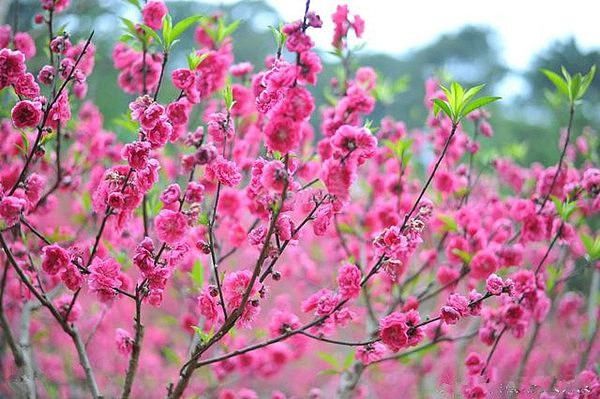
546;264;560;293
399;343;438;364
269;24;287;51
139;24;163;46
551;196;577;221
112;113;138;134
581;233;594;255
222;85;235;111
40;131;56;145
504;143;528;161
393;75;410;93
19;130;30;154
220;19;240;42
162;347;181;364
162;14;173;47
81;192;92;212
118;33;136;43
570;74;582;101
551;196;564;215
432;98;452;119
438;214;458;233
561;66;572;82
461;96;501;117
343;351;355;369
581;233;600;261
337;223;354;234
124;0;142;10
198;213;209;226
191;326;213;343
575;65;596;101
436;82;499;124
541;69;569;97
189;259;204;289
452;249;472;264
317;352;340;370
171;15;202;43
384;138;413;163
318;369;341;376
120;17;137;35
187;52;209;70
544;65;596;103
462;83;485;104
450;81;464;111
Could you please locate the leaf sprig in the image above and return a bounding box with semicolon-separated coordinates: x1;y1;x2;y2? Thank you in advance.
432;82;500;125
541;65;596;105
122;14;203;52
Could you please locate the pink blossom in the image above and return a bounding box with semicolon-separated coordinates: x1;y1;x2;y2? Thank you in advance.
268;310;301;337
230;62;253;77
223;270;259;308
60;265;84;291
11;100;42;129
88;257;122;302
0;196;26;227
440;293;470;325
337;263;361;299
379;312;411;352
582;168;599;196
470;249;498;280
313;204;333;236
13;32;36;59
139;103;165;130
463;384;486;399
207;112;234;144
133;237;155;274
160;184;181;205
142;0;168;30
298;51;322;85
41;0;70;12
321;158;356;201
209;157;242;187
166;100;189;126
171;68;195;90
37;65;55;85
223;270;262;327
122;140;151;170
47;91;71;128
146;119;172;148
0;49;26;89
55;295;81;322
115;328;133;355
301;289;338;316
261;160;288;192
331;125;378;163
24;173;45;205
185;182;205;203
264;117;301;154
14;73;40;98
41;244;70;275
521;214;547;243
464;352;484;375
485;273;504;295
0;25;10;49
356;342;386;365
197;287;220;327
154;209;188;245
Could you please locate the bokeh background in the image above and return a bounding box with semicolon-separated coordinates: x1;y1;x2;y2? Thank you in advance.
2;0;599;165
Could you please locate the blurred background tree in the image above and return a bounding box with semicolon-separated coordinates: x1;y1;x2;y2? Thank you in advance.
4;0;598;166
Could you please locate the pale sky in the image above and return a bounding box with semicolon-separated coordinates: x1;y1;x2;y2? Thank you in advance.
210;0;600;71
